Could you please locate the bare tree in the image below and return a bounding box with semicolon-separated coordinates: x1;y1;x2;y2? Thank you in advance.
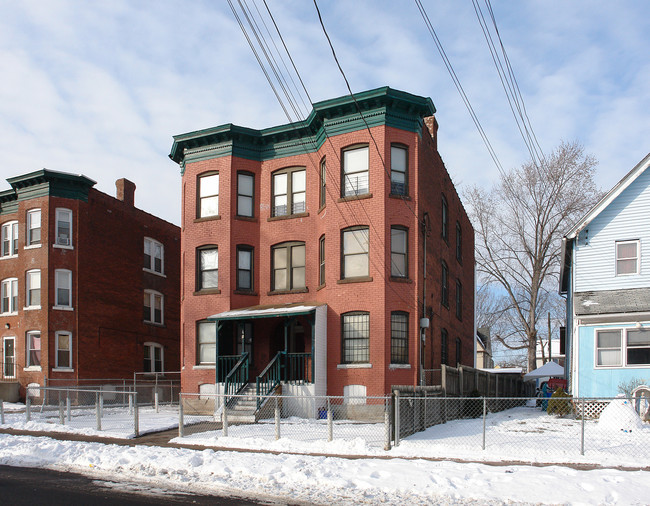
466;141;600;371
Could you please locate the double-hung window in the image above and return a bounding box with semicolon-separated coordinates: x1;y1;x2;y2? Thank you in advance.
441;261;449;308
342;227;369;279
455;337;462;365
456;222;462;262
455;280;462;320
596;330;622;367
237;246;253;291
1;278;17;314
342;145;369;197
55;269;72;308
55;209;72;247
144;342;164;373
441;195;448;242
272;242;305;291
616;240;639;275
55;331;72;369
197;321;216;365
441;328;449;365
25;269;41;308
319;235;325;286
391;312;409;364
272;168;306;217
390;227;408;278
627;329;650;365
1;221;18;257
342;311;370;364
237;172;254;217
390;145;408;195
144;238;164;274
198;172;219;218
144;290;164;324
26;331;41;368
319;158;327;208
27;210;41;246
198;246;218;290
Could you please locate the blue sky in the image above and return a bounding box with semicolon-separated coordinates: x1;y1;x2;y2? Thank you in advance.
0;1;648;225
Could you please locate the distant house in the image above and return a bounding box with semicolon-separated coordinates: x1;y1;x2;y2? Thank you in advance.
535;337;565;369
476;328;494;369
0;170;180;399
560;153;650;397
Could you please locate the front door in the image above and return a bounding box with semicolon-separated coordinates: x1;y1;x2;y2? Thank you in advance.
3;337;15;378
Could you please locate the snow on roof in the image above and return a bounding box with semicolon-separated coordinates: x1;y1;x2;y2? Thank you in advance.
479;367;523;374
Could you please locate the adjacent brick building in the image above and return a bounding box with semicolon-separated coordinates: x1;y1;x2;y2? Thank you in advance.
170;87;474;401
0;170;180;398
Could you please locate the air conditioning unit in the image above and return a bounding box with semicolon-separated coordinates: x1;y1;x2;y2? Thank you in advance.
57;237;70;246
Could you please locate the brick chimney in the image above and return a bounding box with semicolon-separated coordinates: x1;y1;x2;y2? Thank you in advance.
424;115;438;151
115;178;136;207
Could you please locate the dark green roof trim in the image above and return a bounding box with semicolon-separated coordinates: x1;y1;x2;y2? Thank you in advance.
170;87;435;169
1;169;96;214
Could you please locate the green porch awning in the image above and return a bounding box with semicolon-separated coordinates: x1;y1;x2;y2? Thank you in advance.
207;303;324;322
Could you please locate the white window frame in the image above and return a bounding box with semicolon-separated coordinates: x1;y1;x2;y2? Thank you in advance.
342;227;369;279
54;331;73;370
342;145;369;197
1;221;18;258
143;342;164;373
197;321;216;365
198;246;218;290
144;289;164;325
271;242;306;291
54;269;73;309
25;269;41;309
390;145;408;196
144;237;165;275
198;172;219;218
390;226;408;278
1;278;18;315
627;328;650;366
616;240;640;276
271;168;306;217
26;209;41;247
3;336;16;378
55;208;73;248
237;172;254;218
25;330;42;369
595;328;623;368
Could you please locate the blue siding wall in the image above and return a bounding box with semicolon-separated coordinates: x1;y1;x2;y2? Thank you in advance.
577;324;650;397
574;169;650;292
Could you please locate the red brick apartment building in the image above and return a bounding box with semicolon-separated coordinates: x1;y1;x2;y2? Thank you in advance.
0;170;180;399
170;87;474;403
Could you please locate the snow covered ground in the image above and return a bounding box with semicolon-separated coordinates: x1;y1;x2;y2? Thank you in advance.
2;399;649;504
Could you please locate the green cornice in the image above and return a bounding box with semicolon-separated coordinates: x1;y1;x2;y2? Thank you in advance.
170;87;436;170
0;169;96;215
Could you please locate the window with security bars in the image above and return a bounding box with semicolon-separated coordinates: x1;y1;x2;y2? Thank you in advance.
390;145;408;195
342;145;369;197
272;168;306;217
391;312;409;364
342;311;369;364
441;328;449;365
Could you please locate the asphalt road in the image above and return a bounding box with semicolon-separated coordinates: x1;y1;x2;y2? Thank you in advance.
0;465;277;505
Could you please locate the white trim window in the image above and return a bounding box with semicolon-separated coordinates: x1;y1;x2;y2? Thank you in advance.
390;145;408;196
1;278;18;314
55;331;73;370
55;208;73;247
1;221;18;257
25;269;41;308
198;172;219;218
3;337;15;378
198;246;218;290
237;172;254;217
197;321;216;365
626;329;650;366
390;227;408;278
25;331;41;368
144;342;164;373
342;227;369;279
342;145;369;197
596;329;622;367
55;269;72;309
272;168;306;217
144;237;164;275
144;290;164;324
616;240;640;276
26;209;41;246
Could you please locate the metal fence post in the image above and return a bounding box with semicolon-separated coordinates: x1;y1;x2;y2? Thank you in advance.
128;391;133;415
581;397;585;456
99;388;104;419
0;399;4;424
155;389;160;413
274;396;281;440
394;390;400;447
26;396;31;422
178;393;184;438
222;398;228;437
59;400;65;425
482;397;487;450
95;392;101;431
327;397;333;442
384;397;391;451
66;394;71;422
133;393;139;437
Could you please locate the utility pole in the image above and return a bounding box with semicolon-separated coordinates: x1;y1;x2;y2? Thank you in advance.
548;312;552;363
